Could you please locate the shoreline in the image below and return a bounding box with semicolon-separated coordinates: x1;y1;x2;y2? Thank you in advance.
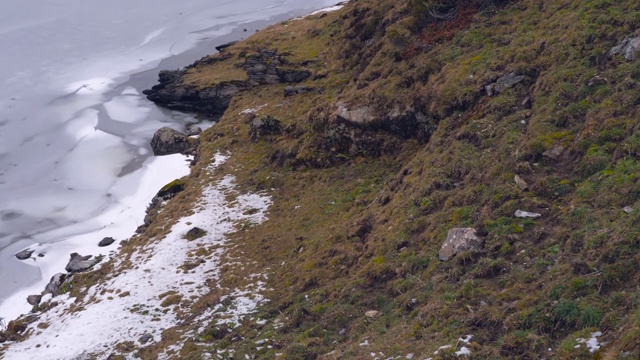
0;5;340;322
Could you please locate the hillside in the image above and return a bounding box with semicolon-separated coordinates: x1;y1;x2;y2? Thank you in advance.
2;0;639;359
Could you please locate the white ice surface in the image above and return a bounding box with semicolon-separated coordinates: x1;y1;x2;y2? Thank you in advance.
0;154;191;322
2;154;272;359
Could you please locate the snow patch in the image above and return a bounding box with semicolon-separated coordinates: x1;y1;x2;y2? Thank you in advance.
576;331;604;353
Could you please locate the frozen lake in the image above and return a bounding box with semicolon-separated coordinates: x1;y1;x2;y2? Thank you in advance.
0;0;338;320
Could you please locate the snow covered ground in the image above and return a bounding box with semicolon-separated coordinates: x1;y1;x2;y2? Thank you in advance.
2;154;272;359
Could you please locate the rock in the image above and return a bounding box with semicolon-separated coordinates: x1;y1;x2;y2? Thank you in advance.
514;175;529;191
15;249;34;260
485;73;526;96
185;227;207;241
65;253;99;273
438;228;482;261
98;237;116;247
144;68;248;116
215;41;238;52
43;273;67;295
514;210;542;218
277;68;311;83
186;126;202;136
284;86;296;97
138;334;153;344
150;127;190;156
155;179;186;201
623;206;633;214
335;104;376;124
610;36;640;61
250;116;282;141
27;295;42;306
542;144;565;160
365;310;382;318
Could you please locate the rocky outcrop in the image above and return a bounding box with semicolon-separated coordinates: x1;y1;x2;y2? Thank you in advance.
485;73;525;96
15;249;34;260
144;49;311;117
150;127;196;156
250;116;282;141
43;273;67;295
143;69;248;116
65;253;99;273
610;36;640;61
439;228;483;261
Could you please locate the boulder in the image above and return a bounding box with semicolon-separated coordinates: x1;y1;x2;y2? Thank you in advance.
365;310;382;318
98;237;116;247
27;295;42;306
43;273;67;295
514;210;542;218
15;249;34;260
439;228;482;261
138;334;153;344
250;116;282;141
186;126;202;136
485;73;525;96
150;127;190;156
623;206;633;214
284;86;297;97
610;36;640;61
185;227;207;241
542;144;565;160
65;253;99;273
215;41;238;52
514;175;529;191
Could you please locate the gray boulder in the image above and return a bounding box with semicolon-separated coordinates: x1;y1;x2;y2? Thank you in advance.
486;73;525;96
27;295;42;306
43;273;67;295
439;228;483;261
250;116;282;141
610;36;640;61
98;237;116;247
15;249;34;260
65;253;98;273
514;210;542;218
514;175;529;191
150;127;190;156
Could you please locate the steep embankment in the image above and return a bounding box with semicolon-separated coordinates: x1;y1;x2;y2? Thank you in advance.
2;0;639;359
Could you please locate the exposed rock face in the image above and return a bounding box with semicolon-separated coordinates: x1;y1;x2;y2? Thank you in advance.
145;49;310;117
150;127;192;156
485;73;525;96
27;295;42;306
610;36;640;61
43;273;67;295
250;116;282;141
244;50;311;85
215;41;238;52
439;228;482;261
143;69;248;116
98;237;116;247
65;253;99;273
15;249;34;260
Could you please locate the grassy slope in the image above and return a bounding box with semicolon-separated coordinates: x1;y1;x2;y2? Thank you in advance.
4;0;638;359
181;0;640;358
